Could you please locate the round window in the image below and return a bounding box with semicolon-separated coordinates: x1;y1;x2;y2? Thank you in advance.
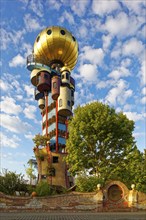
36;36;40;42
60;30;65;35
47;29;52;35
72;36;76;41
108;184;123;202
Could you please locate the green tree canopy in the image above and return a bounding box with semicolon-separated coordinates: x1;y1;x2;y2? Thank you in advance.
32;133;50;147
65;101;135;179
24;159;37;185
0;169;27;195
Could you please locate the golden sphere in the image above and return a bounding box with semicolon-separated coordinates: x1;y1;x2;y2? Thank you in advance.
33;26;78;70
31;191;37;197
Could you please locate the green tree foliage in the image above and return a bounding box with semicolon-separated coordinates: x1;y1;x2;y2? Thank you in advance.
35;181;51;196
66;102;135;179
25;159;37;185
0;169;27;195
32;133;50;147
65;102;146;193
75;174;104;192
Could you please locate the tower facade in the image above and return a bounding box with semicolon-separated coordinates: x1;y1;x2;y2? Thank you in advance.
27;26;78;188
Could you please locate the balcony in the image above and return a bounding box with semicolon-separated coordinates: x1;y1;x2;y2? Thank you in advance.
26;54;50;71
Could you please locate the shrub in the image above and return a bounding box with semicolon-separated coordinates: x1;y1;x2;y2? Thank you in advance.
75;175;104;192
0;170;27;195
35;181;51;196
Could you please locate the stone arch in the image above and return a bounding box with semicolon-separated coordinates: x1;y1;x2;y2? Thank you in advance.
103;180;129;208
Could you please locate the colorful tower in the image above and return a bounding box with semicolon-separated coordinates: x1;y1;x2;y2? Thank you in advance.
27;26;78;188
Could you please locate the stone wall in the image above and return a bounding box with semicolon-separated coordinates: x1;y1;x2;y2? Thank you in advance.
0;181;146;212
0;191;146;212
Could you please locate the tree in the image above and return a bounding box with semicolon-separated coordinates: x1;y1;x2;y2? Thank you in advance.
32;133;50;147
35;181;51;196
0;169;27;195
65;101;135;180
25;159;37;185
75;174;104;192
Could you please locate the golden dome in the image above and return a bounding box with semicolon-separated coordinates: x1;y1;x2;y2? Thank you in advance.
33;26;78;70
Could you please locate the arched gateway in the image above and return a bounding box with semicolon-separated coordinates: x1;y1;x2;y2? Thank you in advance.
103;181;129;208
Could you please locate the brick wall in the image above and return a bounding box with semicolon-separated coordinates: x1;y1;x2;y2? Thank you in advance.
0;190;146;212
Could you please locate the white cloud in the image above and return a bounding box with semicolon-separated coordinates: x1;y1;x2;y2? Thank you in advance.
123;104;133;111
97;80;108;89
0;28;25;50
141;96;146;105
105;79;133;105
12;29;25;45
122;38;144;57
110;41;122;59
24;132;34;140
0;96;22;115
124;112;144;121
24;14;44;32
122;0;145;15
21;42;32;57
23;84;34;97
92;0;120;16
104;12;144;38
9;54;26;67
0;73;22;95
1;132;21;148
47;0;61;10
78;25;88;38
96;79;116;90
23;104;37;120
1;113;31;133
0;79;8;92
60;10;75;25
139;60;146;86
142;87;146;95
138;24;146;39
80;46;104;66
71;0;89;17
79;64;98;82
121;58;132;68
133;132;145;138
0;28;12;50
108;67;131;80
111;38;145;61
29;0;44;17
15;95;23;101
74;87;94;107
102;34;112;51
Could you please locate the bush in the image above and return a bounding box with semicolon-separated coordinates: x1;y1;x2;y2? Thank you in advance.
75;175;104;192
27;185;36;195
35;181;51;196
0;170;27;195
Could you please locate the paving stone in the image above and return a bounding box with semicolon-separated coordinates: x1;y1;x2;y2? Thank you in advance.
0;212;146;220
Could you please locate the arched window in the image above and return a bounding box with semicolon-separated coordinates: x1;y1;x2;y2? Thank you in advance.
53;82;57;88
59;99;62;107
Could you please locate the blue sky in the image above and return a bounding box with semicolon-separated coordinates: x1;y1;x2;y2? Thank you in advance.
0;0;146;176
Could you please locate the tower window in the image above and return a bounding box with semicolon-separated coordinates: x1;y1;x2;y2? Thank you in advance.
72;36;76;41
44;74;48;79
71;90;74;97
61;74;65;79
36;36;40;42
59;99;62;107
53;82;57;88
41;175;47;179
60;30;65;35
67;100;70;106
53;156;58;163
47;29;52;35
66;72;69;80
